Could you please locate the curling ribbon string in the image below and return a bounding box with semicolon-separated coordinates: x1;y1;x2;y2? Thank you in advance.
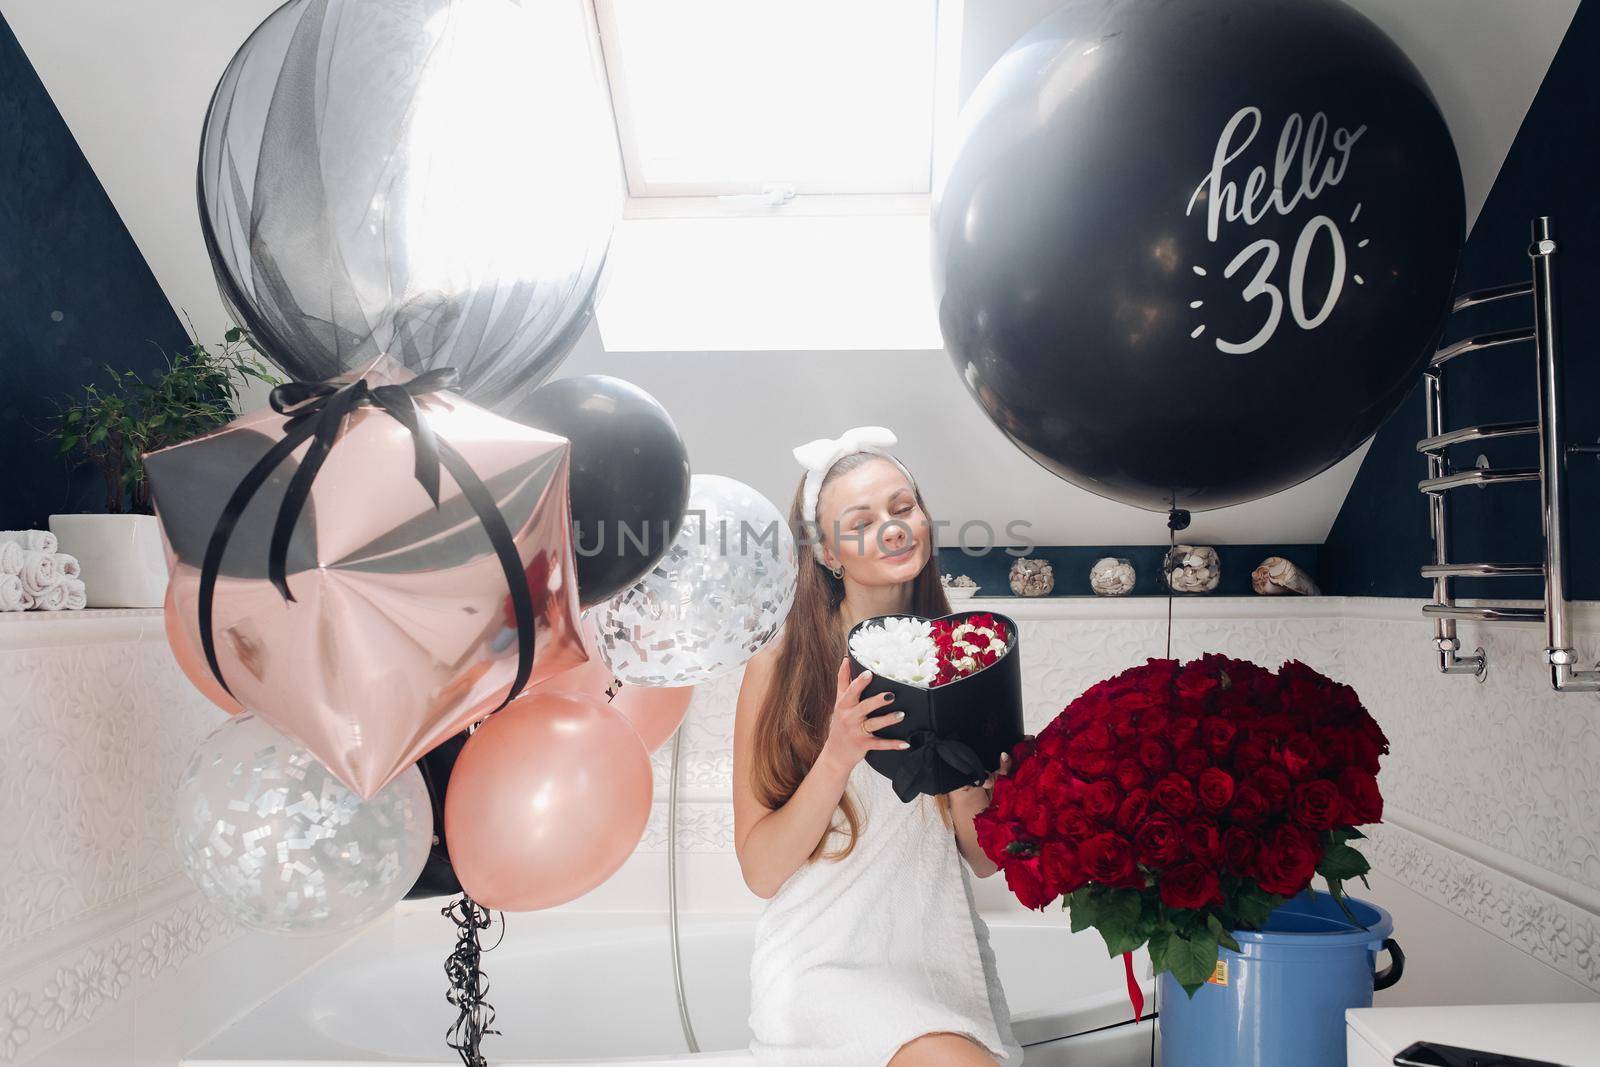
197;367;536;713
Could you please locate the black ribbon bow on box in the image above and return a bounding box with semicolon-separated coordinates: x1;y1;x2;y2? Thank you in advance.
848;610;1026;802
195;367;537;712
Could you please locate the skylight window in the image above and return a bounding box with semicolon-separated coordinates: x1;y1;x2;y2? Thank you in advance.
594;0;942;198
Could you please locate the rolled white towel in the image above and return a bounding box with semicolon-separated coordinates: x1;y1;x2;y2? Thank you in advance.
62;577;86;611
0;530;57;554
53;553;80;579
0;541;20;576
17;551;57;597
0;573;25;611
33;582;69;611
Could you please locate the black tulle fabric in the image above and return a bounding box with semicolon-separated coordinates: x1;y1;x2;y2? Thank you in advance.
198;0;617;406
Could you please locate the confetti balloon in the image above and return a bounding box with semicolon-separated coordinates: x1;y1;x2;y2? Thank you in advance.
174;714;431;936
593;475;796;686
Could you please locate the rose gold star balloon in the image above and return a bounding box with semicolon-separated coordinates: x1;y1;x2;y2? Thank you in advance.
146;357;589;799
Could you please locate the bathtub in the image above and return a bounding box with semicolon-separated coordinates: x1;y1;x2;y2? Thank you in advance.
186;901;1157;1066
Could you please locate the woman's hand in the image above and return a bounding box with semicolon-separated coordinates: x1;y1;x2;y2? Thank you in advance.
970;733;1034;811
817;658;911;772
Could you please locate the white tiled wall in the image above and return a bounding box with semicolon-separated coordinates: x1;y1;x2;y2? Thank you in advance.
0;612;351;1066
3;596;1595;1064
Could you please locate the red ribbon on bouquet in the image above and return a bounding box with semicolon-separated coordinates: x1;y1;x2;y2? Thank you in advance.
1123;951;1144;1022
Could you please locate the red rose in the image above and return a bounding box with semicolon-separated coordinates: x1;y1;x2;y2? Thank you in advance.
1201;717;1238;755
1222;826;1257;875
1183;817;1221;863
1022;800;1052;839
1114;788;1153;834
1250;766;1293;805
1114;758;1148;792
1255;823;1323;897
1137;738;1172;773
1338;768;1384;824
1168;716;1201;749
1197;767;1236;811
1081;779;1123;822
1135;815;1187;868
1152;773;1197;818
1233;735;1272;769
1080;832;1142;889
1175;747;1211;778
1055;808;1099;842
1230;785;1270;826
1290;779;1345;830
975;814;1022;861
1004;856;1055;910
1159;861;1222;910
1040;840;1085;898
1281;732;1324;778
1067;724;1116;777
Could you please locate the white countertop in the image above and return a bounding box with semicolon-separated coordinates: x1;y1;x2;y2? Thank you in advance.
1348;1003;1600;1065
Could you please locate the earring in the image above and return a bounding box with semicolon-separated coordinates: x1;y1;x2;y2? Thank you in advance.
830;563;844;580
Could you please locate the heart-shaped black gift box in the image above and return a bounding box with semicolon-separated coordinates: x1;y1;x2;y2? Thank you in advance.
846;610;1025;802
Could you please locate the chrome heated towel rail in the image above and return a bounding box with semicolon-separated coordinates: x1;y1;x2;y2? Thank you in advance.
1417;215;1600;691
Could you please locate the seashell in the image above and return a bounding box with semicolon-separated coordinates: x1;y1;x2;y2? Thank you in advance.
1162;544;1220;594
1251;555;1320;596
1089;556;1136;596
1008;557;1055;597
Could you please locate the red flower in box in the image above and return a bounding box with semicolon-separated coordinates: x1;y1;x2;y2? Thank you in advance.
974;654;1388;998
930;612;1010;686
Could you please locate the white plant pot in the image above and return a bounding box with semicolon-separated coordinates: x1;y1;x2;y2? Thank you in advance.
49;513;169;608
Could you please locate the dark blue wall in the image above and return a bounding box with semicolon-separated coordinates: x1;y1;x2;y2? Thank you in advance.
1322;0;1600;600
0;14;189;528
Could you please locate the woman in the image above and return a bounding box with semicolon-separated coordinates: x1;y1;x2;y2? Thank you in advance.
735;426;1024;1066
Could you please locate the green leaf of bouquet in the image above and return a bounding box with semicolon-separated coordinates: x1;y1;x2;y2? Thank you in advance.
1318;841;1371;881
1206;913;1241;954
1067;888;1097;934
1232;885;1282;930
1092;890;1146;957
1147;929;1170;975
1165;929;1220;996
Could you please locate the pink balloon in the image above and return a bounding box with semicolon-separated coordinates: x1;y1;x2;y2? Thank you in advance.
613;684;693;753
164;582;243;716
445;691;652;911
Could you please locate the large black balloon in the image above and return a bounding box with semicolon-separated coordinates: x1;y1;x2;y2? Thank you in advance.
932;0;1465;512
504;375;691;606
198;0;619;404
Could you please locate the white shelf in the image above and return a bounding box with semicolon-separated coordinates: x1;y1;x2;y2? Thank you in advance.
0;606;165;650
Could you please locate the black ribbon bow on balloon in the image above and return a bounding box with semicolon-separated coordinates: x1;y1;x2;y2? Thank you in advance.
889;729;989;803
197;367;537;712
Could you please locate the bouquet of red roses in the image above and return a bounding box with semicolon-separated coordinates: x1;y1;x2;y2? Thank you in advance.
974;654;1388;997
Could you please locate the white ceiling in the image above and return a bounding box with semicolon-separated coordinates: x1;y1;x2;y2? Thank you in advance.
2;0;1579;547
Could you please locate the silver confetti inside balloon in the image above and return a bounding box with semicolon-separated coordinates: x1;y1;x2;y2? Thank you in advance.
174;714;432;936
593;474;796;686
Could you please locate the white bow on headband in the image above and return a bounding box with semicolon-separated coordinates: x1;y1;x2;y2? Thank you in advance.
791;425;917;566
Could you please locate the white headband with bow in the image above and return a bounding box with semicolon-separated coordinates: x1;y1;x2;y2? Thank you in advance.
791;425;917;567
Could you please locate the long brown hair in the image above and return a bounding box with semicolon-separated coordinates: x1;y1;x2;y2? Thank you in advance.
750;452;955;863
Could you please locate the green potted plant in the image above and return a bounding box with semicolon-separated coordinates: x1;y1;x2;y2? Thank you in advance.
47;327;279;607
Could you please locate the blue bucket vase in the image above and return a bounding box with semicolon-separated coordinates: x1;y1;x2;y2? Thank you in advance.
1157;889;1404;1067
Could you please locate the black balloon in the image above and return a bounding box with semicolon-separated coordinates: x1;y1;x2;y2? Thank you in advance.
404;732;466;901
504;375;691;606
198;0;619;404
932;0;1465;512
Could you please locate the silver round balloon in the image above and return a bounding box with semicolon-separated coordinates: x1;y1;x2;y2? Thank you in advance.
174;714;432;936
198;0;620;405
594;474;796;686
